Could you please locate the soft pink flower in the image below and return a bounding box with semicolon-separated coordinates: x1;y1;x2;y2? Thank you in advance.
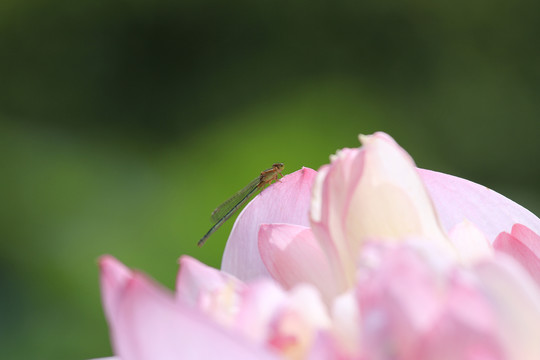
96;132;540;360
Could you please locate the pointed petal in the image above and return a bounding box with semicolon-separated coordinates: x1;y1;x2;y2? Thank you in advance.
510;223;540;254
111;270;277;360
99;255;134;324
258;223;338;303
311;133;454;292
176;256;245;327
419;168;540;242
310;148;364;291
493;224;540;286
222;167;317;282
348;133;450;244
176;255;243;306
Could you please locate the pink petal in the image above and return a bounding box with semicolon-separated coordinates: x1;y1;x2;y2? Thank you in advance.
306;332;345;360
419;168;540;242
413;311;504;360
99;255;134;325
448;220;493;264
474;256;540;360
330;291;361;356
258;223;338;303
176;255;243;307
235;280;288;342
282;284;331;329
357;244;443;338
106;262;278;360
222;167;317;282
510;223;540;254
357;244;503;360
493;224;540;287
356;244;443;359
265;284;331;359
310;148;364;292
176;256;246;327
410;271;503;360
346;133;448;246
311;133;454;293
235;281;331;358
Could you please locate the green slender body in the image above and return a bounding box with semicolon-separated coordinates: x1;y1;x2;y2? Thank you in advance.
197;185;259;247
197;163;284;247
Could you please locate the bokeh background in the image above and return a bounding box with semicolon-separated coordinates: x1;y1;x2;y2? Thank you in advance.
1;1;539;359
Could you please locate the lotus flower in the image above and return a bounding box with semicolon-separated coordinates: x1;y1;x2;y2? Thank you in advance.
95;132;540;360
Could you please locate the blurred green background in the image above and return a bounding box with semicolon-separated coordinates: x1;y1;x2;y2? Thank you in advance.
1;0;539;359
